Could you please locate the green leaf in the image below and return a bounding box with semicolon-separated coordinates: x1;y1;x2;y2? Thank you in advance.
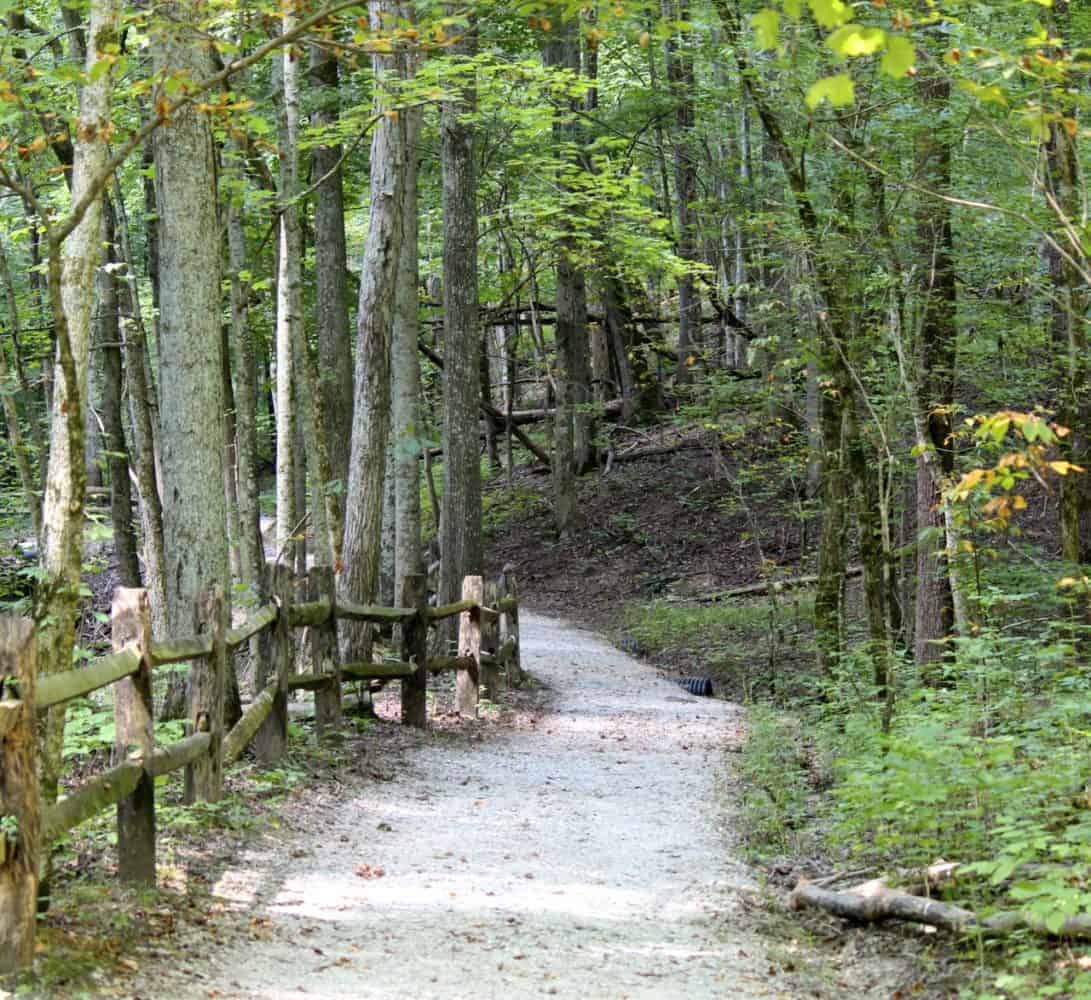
880;35;915;77
805;73;855;109
957;80;1010;106
783;0;802;18
89;56;113;84
828;24;886;57
751;9;780;50
808;0;851;29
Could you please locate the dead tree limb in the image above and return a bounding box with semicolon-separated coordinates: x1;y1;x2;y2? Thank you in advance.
418;340;551;467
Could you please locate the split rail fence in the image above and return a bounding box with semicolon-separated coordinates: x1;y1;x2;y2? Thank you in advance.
0;565;522;973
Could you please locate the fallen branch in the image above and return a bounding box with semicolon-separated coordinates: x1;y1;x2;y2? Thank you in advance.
418;341;552;467
792;872;1091;940
680;566;865;603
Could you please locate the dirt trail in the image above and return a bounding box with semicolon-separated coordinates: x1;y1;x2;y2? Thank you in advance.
134;614;785;999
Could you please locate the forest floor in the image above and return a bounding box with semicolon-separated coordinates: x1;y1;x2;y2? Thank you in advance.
120;613;785;999
27;609;921;999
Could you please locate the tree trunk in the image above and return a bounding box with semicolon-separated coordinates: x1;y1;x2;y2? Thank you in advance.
663;0;698;382
274;9;302;571
913;76;958;668
112;177;167;637
339;0;406;662
35;0;121;855
152;4;230;718
309;41;354;500
226;183;265;592
221;323;243;581
438;9;483;629
393;103;424;597
0;238;42;537
98;203;141;587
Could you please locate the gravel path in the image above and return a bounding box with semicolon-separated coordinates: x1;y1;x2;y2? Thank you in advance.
137;613;784;999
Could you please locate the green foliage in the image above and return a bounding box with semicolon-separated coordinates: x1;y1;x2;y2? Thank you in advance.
737;706;811;857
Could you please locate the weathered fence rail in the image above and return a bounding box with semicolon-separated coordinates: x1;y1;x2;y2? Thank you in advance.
0;567;521;974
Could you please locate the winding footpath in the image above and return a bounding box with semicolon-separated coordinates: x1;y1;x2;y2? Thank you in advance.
134;613;783;999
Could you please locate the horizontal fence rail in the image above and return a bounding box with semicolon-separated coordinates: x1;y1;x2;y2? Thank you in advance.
0;565;522;974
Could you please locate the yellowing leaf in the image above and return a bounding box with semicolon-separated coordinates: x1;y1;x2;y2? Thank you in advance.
954;468;986;494
828;24;886;57
1049;460;1085;475
805;72;855;109
808;0;851;28
751;9;780;50
880;35;915;77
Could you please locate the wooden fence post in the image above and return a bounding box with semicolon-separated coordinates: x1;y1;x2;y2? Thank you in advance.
482;580;500;701
400;574;428;728
310;566;341;736
254;563;292;763
500;564;523;687
456;575;483;718
111;588;155;884
185;584;226;803
0;619;38;975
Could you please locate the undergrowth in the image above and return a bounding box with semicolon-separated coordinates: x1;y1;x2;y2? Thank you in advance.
622;559;1091;996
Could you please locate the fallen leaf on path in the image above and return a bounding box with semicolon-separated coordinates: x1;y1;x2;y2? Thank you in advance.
355;864;386;879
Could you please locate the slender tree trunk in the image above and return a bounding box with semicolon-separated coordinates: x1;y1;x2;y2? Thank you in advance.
35;0;121;843
379;447;396;607
1042;17;1091;566
393;104;424;597
438;9;482;626
112;178;167;636
222;323;243;581
226;186;265;592
98;203;141;586
0;238;42;537
275;10;303;570
913;76;958;668
663;0;698;382
339;0;407;662
553;259;578;537
714;0;852;676
542;9;594;531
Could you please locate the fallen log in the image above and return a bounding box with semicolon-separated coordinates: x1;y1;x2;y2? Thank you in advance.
791;882;976;931
679;566;865;603
792;878;1091;940
606;440;707;466
505;399;622;426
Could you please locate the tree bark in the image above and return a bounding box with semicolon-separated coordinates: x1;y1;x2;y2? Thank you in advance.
438;9;483;628
309;40;354;500
913;75;958;668
226;181;265;592
339;0;406;662
98;202;141;587
112;178;167;637
274;6;303;572
393;102;424;598
0;238;42;537
152;3;230;718
663;0;698;382
35;0;121;857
